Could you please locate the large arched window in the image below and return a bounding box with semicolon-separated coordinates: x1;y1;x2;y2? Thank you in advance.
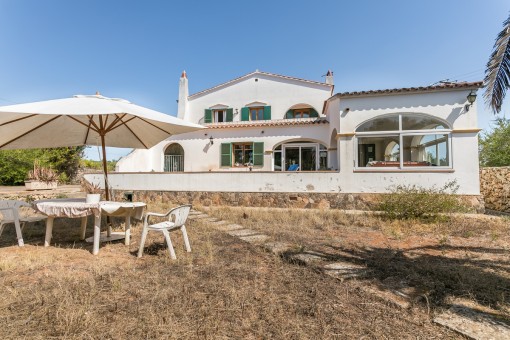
164;143;184;172
355;114;451;168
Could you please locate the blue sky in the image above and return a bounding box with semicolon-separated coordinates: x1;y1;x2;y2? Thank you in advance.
0;0;508;160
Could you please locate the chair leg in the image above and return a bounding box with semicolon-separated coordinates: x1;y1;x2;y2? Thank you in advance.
161;229;177;260
14;219;24;247
0;223;5;238
137;227;149;258
181;225;191;252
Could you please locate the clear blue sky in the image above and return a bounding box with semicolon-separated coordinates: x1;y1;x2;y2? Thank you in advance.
0;0;508;160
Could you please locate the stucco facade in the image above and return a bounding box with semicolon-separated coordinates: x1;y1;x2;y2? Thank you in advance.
116;70;482;195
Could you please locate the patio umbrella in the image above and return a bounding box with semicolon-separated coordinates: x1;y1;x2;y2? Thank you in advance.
0;94;203;200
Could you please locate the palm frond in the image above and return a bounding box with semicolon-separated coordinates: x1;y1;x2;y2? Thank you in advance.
484;13;510;114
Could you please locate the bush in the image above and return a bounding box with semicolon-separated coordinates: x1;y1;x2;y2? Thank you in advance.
378;180;466;220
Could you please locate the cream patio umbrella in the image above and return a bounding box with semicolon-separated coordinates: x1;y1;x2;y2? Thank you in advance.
0;94;203;200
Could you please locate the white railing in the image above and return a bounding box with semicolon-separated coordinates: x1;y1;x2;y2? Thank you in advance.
164;155;184;172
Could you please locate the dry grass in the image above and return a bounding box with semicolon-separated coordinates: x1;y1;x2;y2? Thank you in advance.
206;206;510;320
0;203;458;339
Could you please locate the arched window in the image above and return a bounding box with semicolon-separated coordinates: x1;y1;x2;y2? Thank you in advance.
355;114;451;168
284;104;319;119
164;143;184;172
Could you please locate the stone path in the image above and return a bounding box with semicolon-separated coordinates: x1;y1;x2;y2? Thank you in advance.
191;209;510;339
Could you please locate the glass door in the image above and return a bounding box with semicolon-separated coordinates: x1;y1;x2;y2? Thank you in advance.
283;144;319;171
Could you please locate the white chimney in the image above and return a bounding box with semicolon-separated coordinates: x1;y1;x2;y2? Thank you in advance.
177;70;189;120
326;70;334;85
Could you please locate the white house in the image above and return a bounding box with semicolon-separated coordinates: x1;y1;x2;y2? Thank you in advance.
114;70;482;196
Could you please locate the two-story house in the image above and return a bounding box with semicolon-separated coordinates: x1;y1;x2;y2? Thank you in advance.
115;70;482;197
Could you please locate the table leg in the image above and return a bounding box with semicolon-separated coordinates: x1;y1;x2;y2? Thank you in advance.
124;216;131;246
44;217;54;247
80;216;87;240
92;213;101;255
125;216;131;246
107;219;112;237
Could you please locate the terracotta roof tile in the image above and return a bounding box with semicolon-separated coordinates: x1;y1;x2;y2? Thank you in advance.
335;81;483;98
205;118;329;129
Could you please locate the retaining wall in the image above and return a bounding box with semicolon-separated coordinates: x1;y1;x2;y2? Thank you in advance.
480;167;510;213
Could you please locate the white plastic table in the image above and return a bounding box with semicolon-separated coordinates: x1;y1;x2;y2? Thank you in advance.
33;199;145;255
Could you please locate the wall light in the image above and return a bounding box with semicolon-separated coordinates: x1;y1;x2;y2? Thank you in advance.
209;136;214;145
465;91;477;111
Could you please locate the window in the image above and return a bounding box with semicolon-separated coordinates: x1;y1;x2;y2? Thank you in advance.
204;108;233;123
241;106;271;121
164;143;184;172
221;142;264;167
273;142;328;171
250;107;264;121
214;110;226;123
355;114;451;169
285;107;319;119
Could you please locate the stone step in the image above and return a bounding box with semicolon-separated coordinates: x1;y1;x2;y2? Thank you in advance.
434;305;510;340
239;234;269;244
227;229;259;237
288;251;328;265
323;261;368;281
215;223;245;232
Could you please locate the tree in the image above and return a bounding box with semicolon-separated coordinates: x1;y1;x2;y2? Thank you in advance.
0;146;85;185
479;118;510;166
484;13;510;114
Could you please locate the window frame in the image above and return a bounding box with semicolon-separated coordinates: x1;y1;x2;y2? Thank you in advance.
354;114;452;171
249;107;265;121
213;109;226;123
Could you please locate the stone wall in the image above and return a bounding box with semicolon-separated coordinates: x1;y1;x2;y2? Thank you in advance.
480;167;510;212
112;190;484;212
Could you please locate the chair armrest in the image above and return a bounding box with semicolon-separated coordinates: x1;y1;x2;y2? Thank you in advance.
144;211;170;225
146;212;168;217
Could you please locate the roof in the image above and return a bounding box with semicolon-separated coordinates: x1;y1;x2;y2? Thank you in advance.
205;117;329;129
331;81;483;99
189;70;333;99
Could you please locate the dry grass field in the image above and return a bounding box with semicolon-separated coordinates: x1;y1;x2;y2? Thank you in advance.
1;202;507;338
207;207;510;322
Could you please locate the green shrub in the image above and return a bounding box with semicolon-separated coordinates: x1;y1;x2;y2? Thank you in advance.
378;180;466;220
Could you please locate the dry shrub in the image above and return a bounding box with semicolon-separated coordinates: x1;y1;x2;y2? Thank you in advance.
378;180;466;221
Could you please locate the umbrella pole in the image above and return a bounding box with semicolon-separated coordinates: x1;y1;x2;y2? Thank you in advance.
100;134;110;201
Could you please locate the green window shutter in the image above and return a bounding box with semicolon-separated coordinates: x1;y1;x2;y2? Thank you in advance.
226;108;233;122
310;108;319;118
263;106;271;120
253;142;264;166
220;143;232;167
204;109;212;123
285;109;293;119
241;107;249;121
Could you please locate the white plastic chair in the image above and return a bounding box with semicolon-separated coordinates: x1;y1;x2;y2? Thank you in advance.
137;204;192;260
0;200;46;246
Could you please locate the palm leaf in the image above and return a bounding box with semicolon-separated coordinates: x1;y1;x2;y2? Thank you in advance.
484;13;510;114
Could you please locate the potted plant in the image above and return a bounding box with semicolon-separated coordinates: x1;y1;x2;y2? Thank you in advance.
25;160;59;190
81;179;102;203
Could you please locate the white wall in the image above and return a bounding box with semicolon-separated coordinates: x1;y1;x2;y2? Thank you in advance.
188;73;332;124
330;88;481;195
85;170;480;195
118;123;331;172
